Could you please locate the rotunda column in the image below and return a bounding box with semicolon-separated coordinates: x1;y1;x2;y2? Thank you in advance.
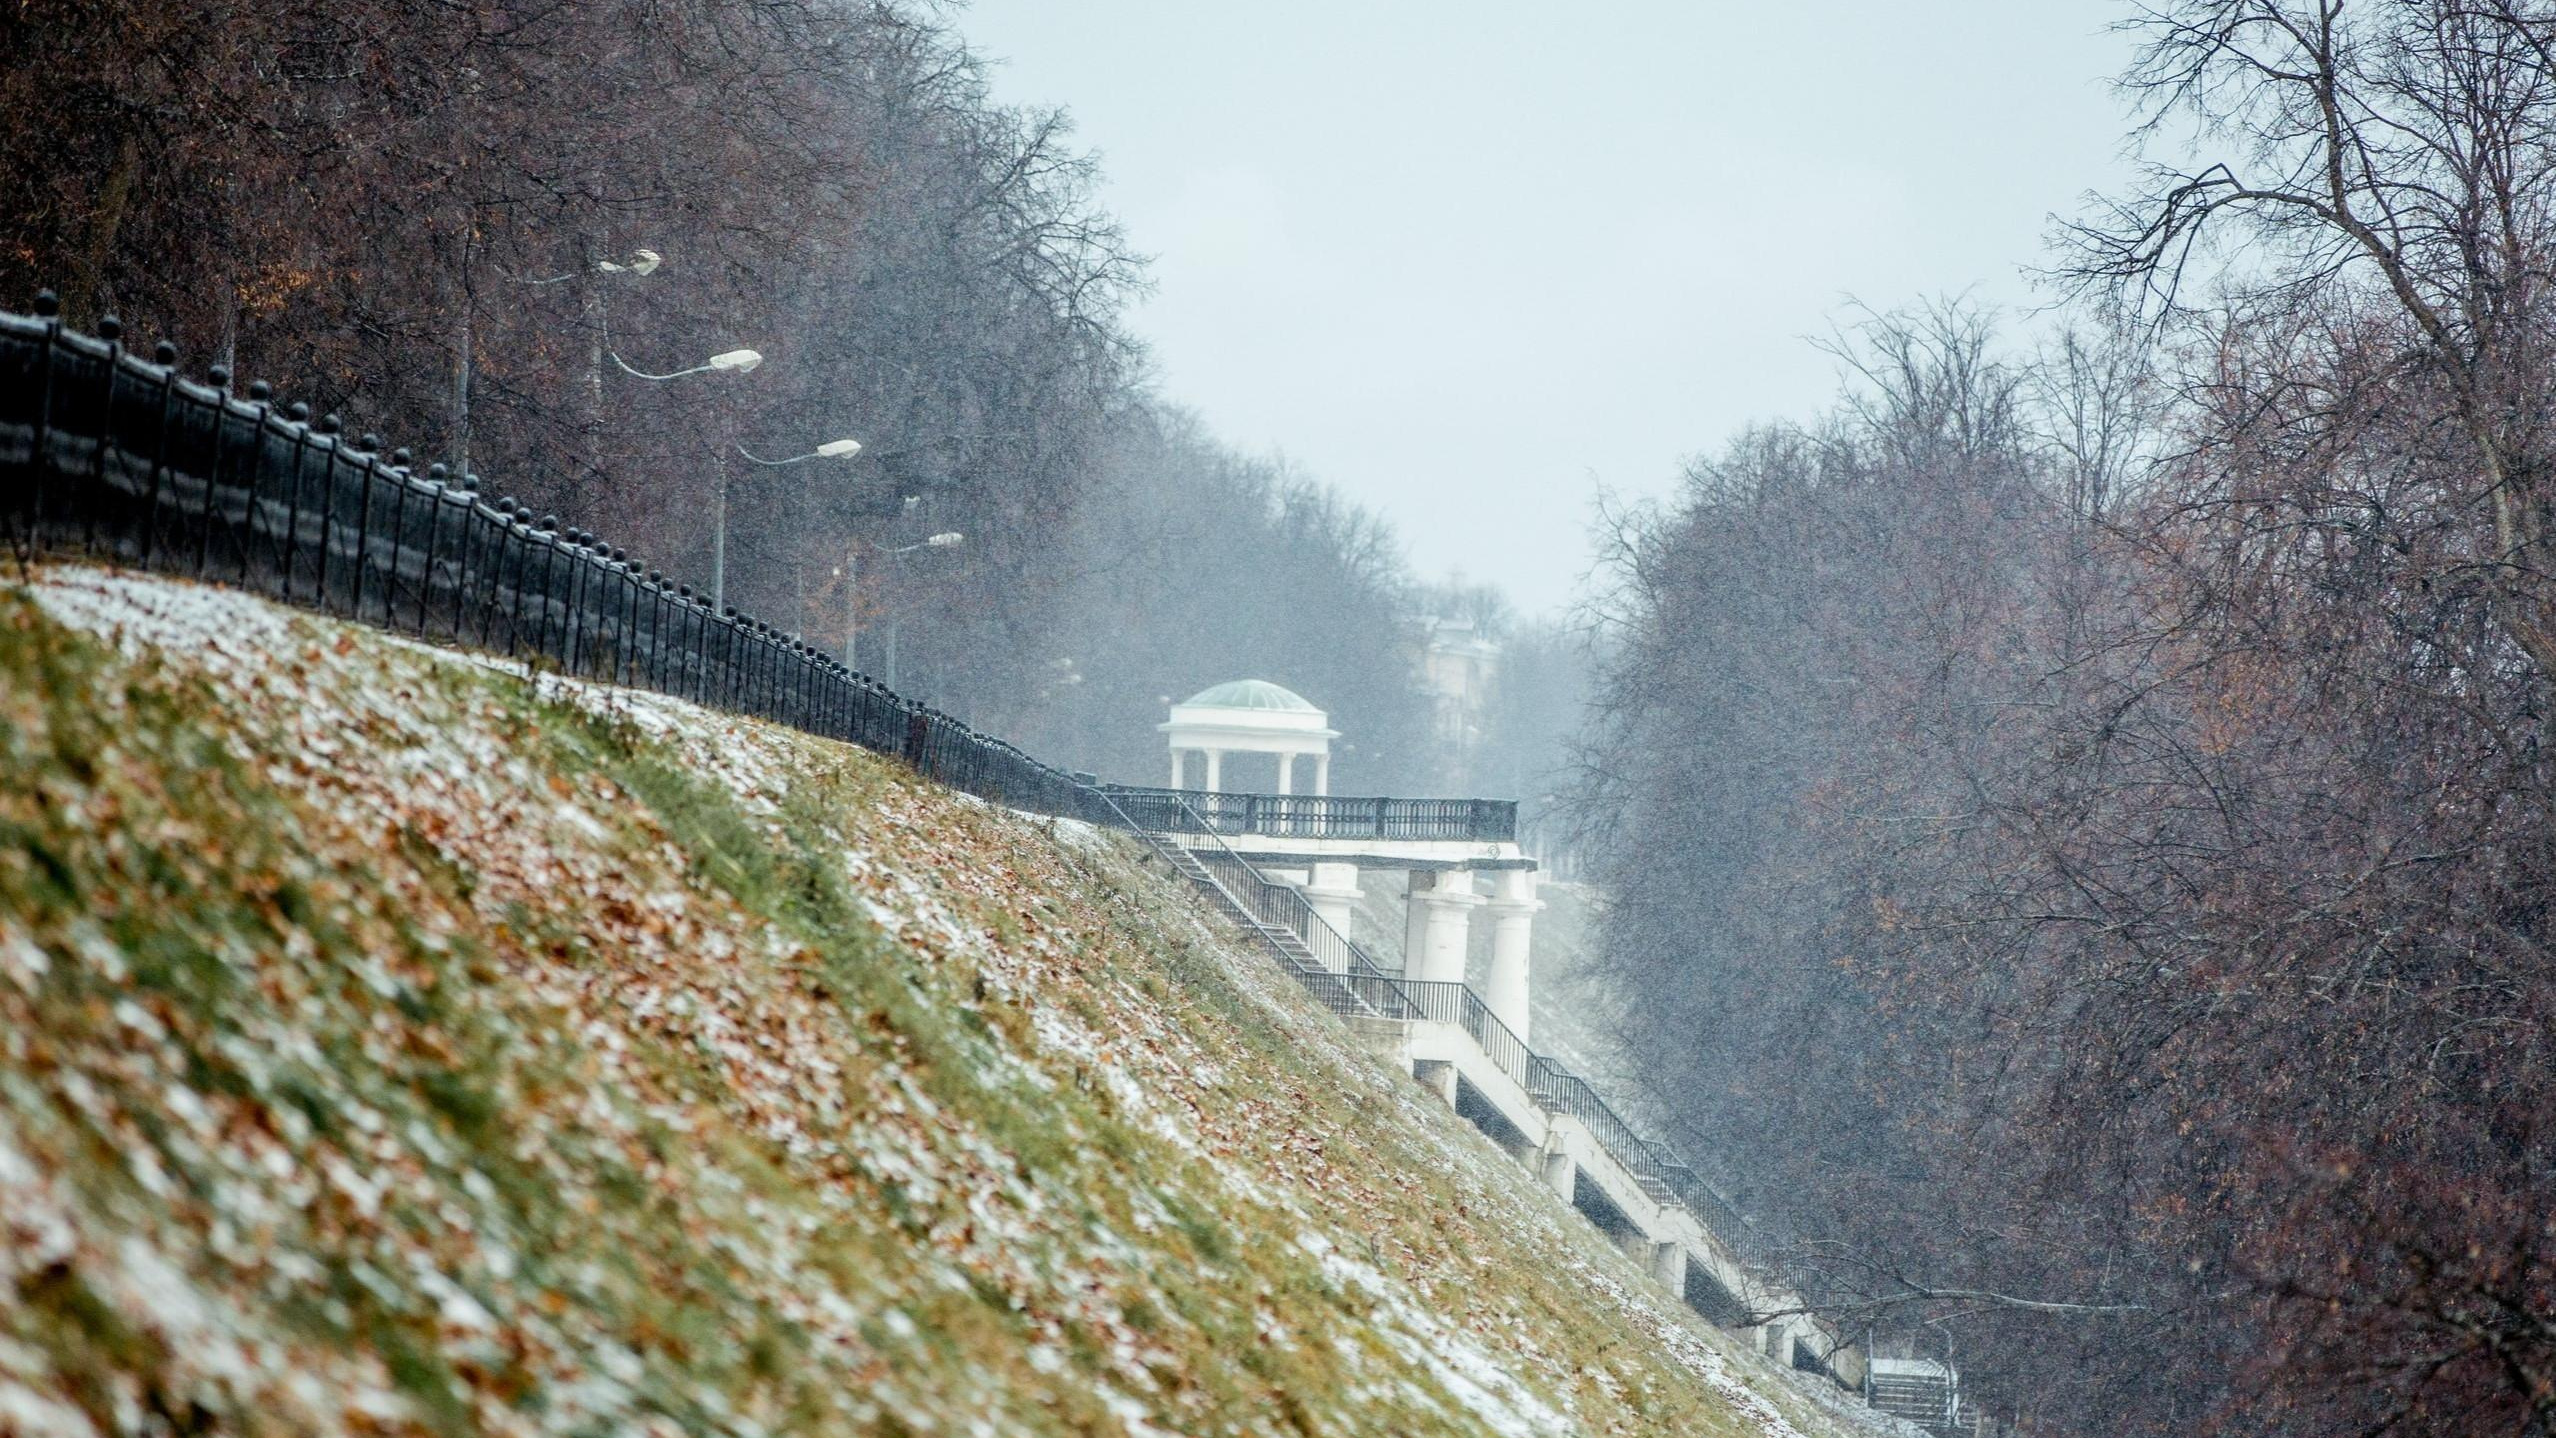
1405;870;1480;985
1482;868;1543;1041
1304;862;1362;957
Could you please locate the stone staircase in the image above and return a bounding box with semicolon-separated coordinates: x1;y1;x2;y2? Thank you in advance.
1146;837;1325;974
1125;825;1393;1018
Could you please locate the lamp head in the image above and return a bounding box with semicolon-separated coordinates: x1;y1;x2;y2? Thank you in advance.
708;348;763;373
816;438;863;459
925;532;964;549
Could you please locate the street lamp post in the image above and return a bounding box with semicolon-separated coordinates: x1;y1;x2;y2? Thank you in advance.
843;531;962;686
607;346;767;607
713;446;728;608
504;248;665;498
514;248;663;285
609;348;763;382
714;435;863;609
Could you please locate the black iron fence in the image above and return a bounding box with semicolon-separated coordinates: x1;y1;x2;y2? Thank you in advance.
1104;785;1516;843
0;301;1103;823
0;298;1759;1289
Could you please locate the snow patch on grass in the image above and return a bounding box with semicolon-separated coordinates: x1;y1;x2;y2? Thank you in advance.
5;567;1909;1438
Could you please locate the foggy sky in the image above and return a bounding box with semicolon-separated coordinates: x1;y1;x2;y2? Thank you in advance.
957;1;2144;616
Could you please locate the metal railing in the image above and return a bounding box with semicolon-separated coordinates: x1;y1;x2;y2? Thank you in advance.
1388;976;1733;1222
1103;785;1517;843
0;299;1764;1315
0;302;1106;823
1109;787;1408;989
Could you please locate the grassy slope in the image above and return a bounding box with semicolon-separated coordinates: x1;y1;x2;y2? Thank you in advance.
0;567;1896;1438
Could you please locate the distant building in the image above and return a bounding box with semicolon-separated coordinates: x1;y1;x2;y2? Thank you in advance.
1415;616;1498;788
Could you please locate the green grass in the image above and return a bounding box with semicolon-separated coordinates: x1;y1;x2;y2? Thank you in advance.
0;575;1872;1438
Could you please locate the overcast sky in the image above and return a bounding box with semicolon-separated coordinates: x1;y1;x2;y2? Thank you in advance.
955;2;2147;615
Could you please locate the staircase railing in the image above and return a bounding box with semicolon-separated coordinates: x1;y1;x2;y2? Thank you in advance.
1084;785;1418;1021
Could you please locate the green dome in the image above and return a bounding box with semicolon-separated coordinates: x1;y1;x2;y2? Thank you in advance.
1179;680;1321;713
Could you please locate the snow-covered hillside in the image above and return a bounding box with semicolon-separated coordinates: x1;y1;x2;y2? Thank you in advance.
0;567;1904;1438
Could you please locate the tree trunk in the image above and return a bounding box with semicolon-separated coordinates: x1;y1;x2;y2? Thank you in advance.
70;125;144;325
2474;429;2556;696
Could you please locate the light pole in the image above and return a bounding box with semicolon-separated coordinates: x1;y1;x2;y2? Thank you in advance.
843;531;962;685
713;434;864;611
505;247;664;499
463;250;665;480
608;346;766;607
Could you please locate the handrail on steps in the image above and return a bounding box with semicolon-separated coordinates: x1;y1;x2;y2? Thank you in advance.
1081;785;1411;1018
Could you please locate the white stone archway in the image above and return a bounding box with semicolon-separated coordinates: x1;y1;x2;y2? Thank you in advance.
1160;680;1340;795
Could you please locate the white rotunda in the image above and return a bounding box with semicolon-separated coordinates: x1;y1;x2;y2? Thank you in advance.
1161;680;1338;794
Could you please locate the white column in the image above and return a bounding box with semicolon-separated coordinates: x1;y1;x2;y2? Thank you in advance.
1413;1058;1458;1106
1170;748;1186;788
1406;870;1479;984
1482;868;1542;1042
1651;1242;1689;1294
1304;862;1361;955
1539;1146;1576;1201
1275;751;1293;795
1204;748;1223;791
1404;872;1431;974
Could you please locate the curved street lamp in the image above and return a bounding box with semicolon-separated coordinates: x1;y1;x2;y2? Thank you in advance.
878;531;964;554
610;347;763;382
515;249;664;285
602;343;766;604
843;532;964;682
710;436;866;609
737;438;863;466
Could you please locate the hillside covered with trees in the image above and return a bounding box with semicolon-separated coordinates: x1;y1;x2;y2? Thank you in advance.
1572;6;2556;1435
0;0;1452;793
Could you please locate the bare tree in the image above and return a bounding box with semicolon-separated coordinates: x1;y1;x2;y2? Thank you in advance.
2072;0;2556;682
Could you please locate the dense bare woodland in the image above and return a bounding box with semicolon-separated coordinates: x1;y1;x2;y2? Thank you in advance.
1579;4;2556;1434
9;0;2556;1435
0;0;1442;791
